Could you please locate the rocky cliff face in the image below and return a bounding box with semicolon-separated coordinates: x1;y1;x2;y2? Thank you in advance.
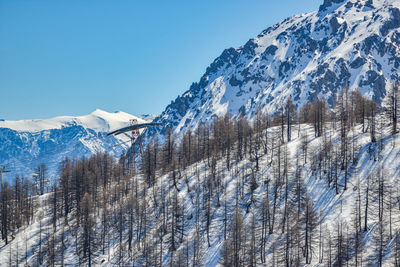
150;0;400;135
319;0;347;12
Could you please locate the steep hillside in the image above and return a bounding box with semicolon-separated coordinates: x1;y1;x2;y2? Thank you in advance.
1;120;399;266
0;109;146;180
2;0;400;266
150;0;400;135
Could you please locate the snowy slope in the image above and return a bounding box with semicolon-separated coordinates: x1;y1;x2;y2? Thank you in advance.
1;0;400;265
2;122;400;266
0;110;146;181
149;0;400;136
0;109;143;133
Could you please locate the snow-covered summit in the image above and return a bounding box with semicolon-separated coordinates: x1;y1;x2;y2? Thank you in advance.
139;113;157;122
0;110;146;181
149;0;400;135
0;109;145;133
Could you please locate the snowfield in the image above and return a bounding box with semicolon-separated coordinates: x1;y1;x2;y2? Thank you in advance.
0;109;143;133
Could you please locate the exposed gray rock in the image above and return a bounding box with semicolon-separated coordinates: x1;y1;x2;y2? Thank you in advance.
206;48;239;74
229;75;243;87
363;34;386;56
345;1;354;9
241;39;257;57
279;61;292;78
319;0;346;12
381;8;400;36
359;70;386;102
350;57;366;69
263;45;278;56
330;16;341;33
365;0;374;8
336;58;351;84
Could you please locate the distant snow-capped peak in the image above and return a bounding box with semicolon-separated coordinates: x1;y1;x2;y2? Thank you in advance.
0;109;147;181
0;109;146;133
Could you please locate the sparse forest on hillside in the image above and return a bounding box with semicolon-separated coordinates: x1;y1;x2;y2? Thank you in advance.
1;86;400;266
3;0;400;266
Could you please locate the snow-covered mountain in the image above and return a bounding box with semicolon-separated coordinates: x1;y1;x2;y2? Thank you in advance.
138;114;157;122
0;109;145;181
151;0;400;135
2;1;400;265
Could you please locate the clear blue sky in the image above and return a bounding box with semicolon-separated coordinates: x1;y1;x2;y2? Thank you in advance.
0;0;320;120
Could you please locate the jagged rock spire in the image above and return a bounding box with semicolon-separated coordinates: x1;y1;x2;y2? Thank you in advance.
319;0;347;12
